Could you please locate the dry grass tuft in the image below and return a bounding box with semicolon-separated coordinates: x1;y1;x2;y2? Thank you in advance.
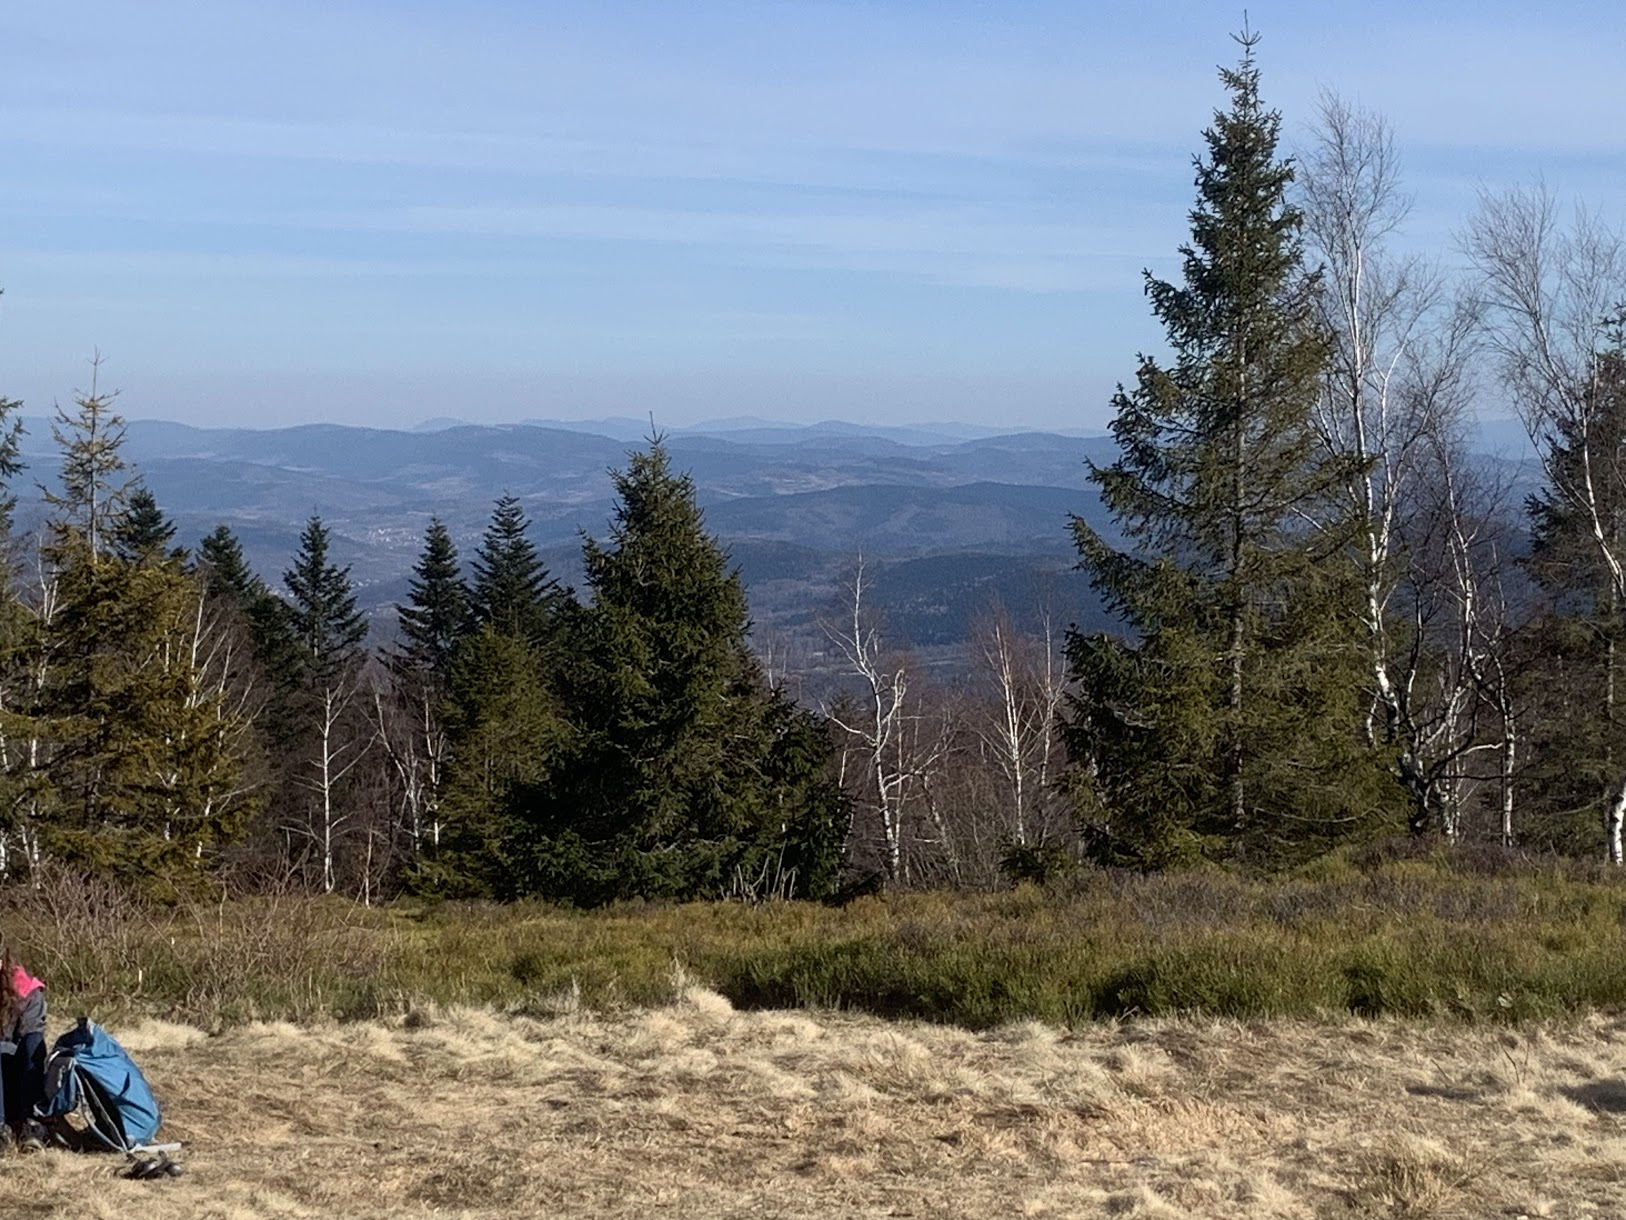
115;1020;210;1054
1353;1133;1469;1216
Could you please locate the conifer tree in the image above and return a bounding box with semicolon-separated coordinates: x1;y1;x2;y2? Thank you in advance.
43;555;255;881
197;524;302;740
417;506;570;896
513;441;843;903
374;519;468;876
0;389;36;875
395;518;469;687
417;625;570;896
468;495;566;646
0;389;24;537
34;393;251;885
115;487;183;565
283;516;368;685
40;360;134;561
199;524;295;655
282;515;370;891
198;525;260;603
1065;31;1393;866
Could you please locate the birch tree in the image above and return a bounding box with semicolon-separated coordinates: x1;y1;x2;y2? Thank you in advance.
971;596;1069;853
1464;187;1626;858
823;560;954;884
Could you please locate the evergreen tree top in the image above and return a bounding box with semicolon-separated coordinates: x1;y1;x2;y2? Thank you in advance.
1085;29;1334;583
396;517;470;683
198;524;265;603
283;515;367;681
1160;29;1305;351
114;487;184;566
585;441;744;622
470;493;564;642
0;392;24;539
41;360;136;562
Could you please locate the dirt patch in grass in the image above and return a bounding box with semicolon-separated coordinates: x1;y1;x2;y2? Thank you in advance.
7;994;1626;1217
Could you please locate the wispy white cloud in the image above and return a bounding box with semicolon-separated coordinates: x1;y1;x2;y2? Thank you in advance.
4;0;1624;430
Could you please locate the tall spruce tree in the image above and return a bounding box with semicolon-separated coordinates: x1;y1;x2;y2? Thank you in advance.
0;388;24;537
512;441;843;903
395;518;470;687
420;505;567;895
40;364;134;561
199;523;288;642
43;555;254;882
376;519;469;881
36;399;251;885
197;523;301;732
1064;32;1393;867
419;625;571;896
282;515;370;891
283;516;368;685
468;495;565;647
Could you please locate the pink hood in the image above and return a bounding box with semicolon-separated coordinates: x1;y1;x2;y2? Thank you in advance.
10;964;43;998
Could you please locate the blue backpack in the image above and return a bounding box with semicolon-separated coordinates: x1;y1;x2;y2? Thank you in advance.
37;1018;163;1153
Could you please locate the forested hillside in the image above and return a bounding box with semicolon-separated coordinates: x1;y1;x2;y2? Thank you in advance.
1;34;1624;903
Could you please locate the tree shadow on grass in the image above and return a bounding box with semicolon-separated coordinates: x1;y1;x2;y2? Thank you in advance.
1561;1080;1626;1113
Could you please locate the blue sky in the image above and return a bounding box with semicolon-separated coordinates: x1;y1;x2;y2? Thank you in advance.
2;1;1622;431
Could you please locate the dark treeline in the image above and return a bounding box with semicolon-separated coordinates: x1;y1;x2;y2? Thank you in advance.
0;398;848;902
3;34;1625;902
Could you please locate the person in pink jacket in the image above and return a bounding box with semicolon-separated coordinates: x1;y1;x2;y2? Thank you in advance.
0;944;47;1151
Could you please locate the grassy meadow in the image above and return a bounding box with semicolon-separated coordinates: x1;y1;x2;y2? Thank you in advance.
7;996;1626;1217
7;843;1626;1031
11;848;1626;1216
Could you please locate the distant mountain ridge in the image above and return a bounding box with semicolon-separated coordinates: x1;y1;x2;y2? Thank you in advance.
11;415;1121;653
516;416;1111;446
9;414;1534;656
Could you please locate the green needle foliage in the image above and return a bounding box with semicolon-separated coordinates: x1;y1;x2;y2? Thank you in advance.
0;390;24;538
395;517;470;689
0;391;35;854
423;504;569;897
40;370;134;563
468;494;567;651
283;516;368;687
503;440;844;905
114;487;184;565
33;408;253;888
197;523;304;764
198;524;299;672
1065;31;1399;868
423;625;573;897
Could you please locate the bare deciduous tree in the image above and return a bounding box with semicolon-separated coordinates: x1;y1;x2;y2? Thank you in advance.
1395;429;1527;840
1464;186;1626;857
970;595;1069;853
371;682;447;861
822;559;954;885
290;676;370;894
1302;95;1461;764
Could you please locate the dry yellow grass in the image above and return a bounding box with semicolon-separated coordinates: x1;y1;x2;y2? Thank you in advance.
7;990;1626;1218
